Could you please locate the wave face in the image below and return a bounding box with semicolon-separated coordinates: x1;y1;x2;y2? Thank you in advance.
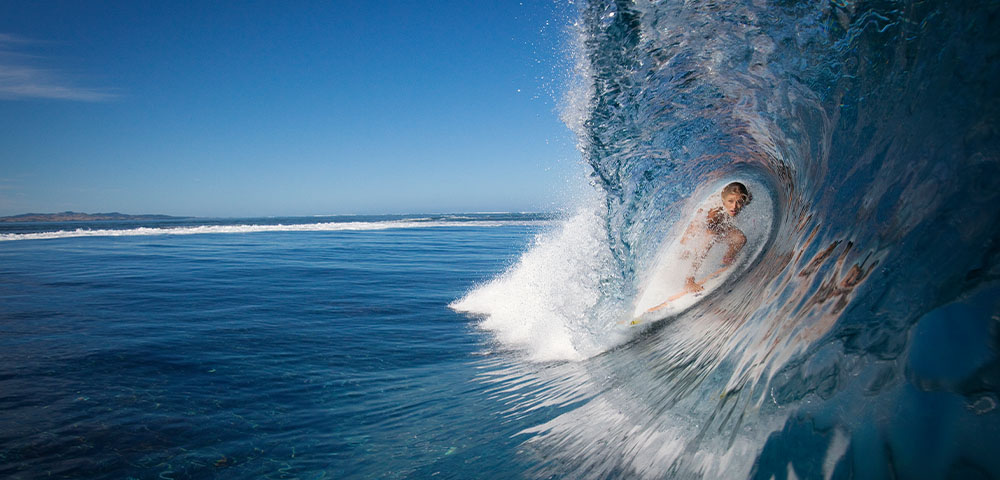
457;0;1000;477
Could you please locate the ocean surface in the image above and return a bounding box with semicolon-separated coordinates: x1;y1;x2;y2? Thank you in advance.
0;214;562;479
4;0;1000;478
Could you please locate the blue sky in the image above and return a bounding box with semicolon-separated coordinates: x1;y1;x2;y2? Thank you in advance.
0;1;582;217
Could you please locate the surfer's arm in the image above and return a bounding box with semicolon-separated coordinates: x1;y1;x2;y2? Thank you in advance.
721;228;746;265
684;223;717;278
679;209;709;246
680;210;716;271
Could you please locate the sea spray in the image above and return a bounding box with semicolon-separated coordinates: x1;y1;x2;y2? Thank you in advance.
457;0;1000;477
452;195;626;361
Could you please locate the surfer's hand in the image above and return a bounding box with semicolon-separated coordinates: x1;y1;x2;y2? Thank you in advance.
707;207;724;223
685;277;703;293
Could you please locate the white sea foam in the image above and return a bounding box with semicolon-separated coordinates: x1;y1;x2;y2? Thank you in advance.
452;177;774;362
451;193;624;362
0;219;551;242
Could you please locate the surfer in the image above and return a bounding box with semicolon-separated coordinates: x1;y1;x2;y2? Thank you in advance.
677;181;751;295
637;181;753;318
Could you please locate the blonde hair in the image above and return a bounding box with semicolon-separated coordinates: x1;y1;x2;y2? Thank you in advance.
722;182;752;205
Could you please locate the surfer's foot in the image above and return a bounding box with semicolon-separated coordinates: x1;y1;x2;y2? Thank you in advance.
685;277;704;293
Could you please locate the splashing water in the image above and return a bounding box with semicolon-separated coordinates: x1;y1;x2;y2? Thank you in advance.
455;0;1000;477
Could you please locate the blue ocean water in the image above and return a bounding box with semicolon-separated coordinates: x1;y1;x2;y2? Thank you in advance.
4;0;1000;478
0;215;564;479
457;0;1000;477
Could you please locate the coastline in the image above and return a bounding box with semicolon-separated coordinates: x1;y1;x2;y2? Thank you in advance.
0;212;184;223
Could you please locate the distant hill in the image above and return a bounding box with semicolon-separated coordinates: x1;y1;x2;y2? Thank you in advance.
0;211;184;223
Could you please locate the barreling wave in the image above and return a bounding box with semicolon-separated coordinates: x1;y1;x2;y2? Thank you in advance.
456;0;1000;478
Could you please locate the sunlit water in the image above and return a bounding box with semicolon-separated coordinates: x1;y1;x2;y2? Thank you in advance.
4;0;1000;478
0;216;565;479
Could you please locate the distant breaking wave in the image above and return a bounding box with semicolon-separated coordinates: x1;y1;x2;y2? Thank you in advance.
0;217;553;242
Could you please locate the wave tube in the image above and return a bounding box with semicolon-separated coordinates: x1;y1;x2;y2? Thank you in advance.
456;0;1000;478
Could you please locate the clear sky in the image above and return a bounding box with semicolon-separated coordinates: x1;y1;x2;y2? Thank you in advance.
0;1;583;217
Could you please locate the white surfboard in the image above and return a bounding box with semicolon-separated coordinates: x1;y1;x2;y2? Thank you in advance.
626;236;736;327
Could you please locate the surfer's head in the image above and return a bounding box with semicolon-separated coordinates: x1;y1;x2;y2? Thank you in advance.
721;182;751;216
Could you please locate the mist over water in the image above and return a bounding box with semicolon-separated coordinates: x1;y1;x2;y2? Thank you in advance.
456;0;1000;477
